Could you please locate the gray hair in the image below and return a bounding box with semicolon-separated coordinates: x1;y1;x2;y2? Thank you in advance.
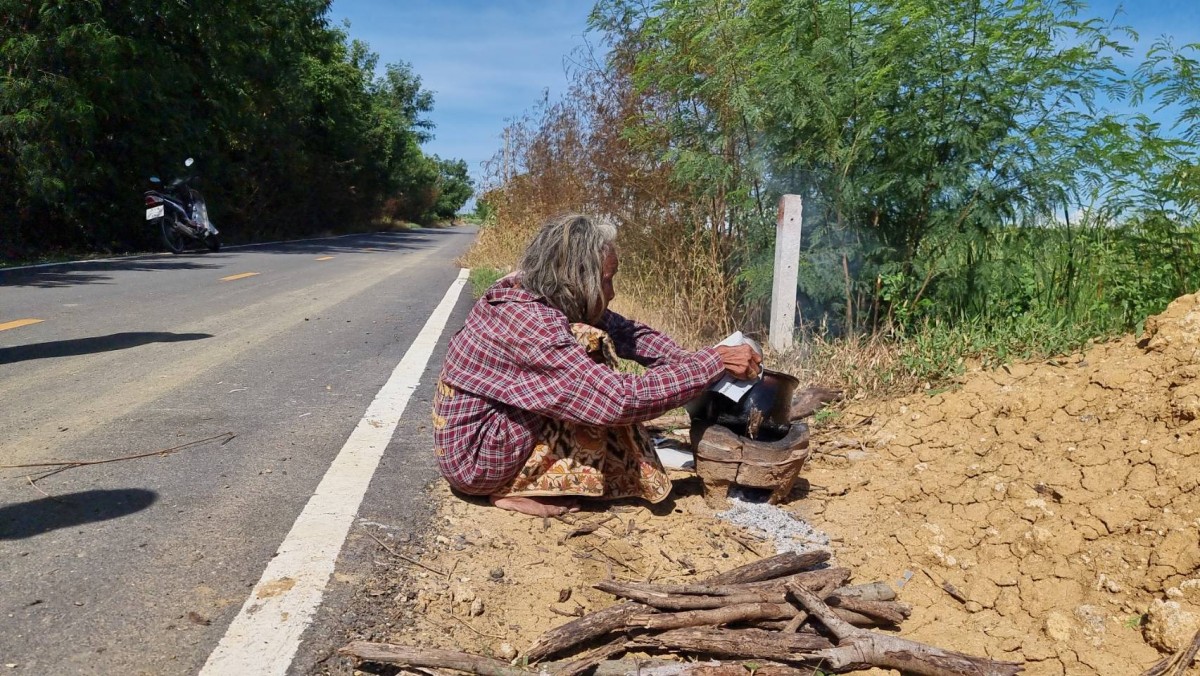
519;213;618;324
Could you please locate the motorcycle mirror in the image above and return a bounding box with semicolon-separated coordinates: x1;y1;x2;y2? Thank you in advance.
150;176;162;184
184;157;194;167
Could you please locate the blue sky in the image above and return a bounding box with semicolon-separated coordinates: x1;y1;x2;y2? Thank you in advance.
328;1;596;192
328;1;1200;193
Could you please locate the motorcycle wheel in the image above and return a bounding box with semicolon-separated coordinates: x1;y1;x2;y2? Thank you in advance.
161;214;187;254
205;234;221;252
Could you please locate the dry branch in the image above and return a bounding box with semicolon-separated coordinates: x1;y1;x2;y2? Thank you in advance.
527;550;828;663
365;531;447;577
2;432;236;483
645;413;692;431
595;582;908;626
630;602;796;630
785;581;1022;676
551;636;628;676
825;594;910;626
559;515;617;544
834;581;896;602
526;601;653;663
598;567;850;598
343;641;816;676
705;550;829;584
343;641;821;676
1142;629;1200;676
789;386;843;421
341;641;530;676
626;627;833;660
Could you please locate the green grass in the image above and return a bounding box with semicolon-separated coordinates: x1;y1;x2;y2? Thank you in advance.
468;267;505;298
1122;614;1146;629
810;408;840;427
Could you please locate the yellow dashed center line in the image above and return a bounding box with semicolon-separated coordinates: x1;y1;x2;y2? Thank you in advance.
220;272;260;282
0;318;44;332
315;256;334;261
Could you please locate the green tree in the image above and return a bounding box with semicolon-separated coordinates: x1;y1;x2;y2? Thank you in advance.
0;0;465;258
590;0;1138;332
427;157;475;221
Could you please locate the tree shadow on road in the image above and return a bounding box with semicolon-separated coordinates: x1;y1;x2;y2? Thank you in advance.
0;488;158;540
0;331;212;365
0;258;223;288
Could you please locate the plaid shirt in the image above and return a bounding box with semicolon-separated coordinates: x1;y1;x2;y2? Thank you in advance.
432;277;723;494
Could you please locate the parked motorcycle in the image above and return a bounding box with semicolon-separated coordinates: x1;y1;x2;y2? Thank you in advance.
144;157;220;253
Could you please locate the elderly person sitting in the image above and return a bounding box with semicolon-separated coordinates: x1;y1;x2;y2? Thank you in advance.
431;214;760;516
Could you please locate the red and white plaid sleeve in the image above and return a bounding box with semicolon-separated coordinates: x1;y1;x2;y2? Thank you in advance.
599;310;690;367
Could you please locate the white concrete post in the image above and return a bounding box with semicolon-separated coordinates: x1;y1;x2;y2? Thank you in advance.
769;195;803;353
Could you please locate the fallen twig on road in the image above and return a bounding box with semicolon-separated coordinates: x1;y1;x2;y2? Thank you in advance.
25;474;64;503
365;530;447;577
3;432;236;486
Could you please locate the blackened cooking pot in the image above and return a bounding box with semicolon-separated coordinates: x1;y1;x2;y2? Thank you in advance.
685;369;800;441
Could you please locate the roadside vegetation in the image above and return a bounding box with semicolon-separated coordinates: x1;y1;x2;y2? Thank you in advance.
0;1;473;260
465;0;1200;396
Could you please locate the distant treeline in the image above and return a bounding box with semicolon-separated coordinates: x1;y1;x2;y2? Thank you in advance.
0;1;472;258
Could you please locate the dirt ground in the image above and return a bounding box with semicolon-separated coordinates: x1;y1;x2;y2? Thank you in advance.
339;293;1200;675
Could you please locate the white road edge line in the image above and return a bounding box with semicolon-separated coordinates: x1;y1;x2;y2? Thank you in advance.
199;267;470;676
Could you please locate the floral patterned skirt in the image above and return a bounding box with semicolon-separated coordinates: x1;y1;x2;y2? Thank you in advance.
491;323;672;504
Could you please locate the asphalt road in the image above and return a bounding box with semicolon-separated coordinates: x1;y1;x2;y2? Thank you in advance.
0;229;477;674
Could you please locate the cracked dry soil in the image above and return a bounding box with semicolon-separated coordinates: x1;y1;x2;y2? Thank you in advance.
330;293;1200;676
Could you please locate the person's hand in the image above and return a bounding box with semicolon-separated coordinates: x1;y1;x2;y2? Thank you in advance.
714;343;762;381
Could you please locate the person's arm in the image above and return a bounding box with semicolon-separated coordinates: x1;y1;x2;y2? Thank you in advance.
502;333;723;427
474;305;719;426
598;309;689;367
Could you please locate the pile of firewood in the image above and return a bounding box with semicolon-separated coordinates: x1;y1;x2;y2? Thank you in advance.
341;550;1023;676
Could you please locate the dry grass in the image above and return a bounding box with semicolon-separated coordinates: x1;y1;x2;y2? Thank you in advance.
772;332;930;398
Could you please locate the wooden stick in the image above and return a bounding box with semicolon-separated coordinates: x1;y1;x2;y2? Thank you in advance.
644;413;692;431
526;553;828;663
343;642;818;676
551;636;627;676
789;386;843;421
1142;629;1200;676
0;432;235;469
451;615;507;641
780;612;807;633
625;627;833;659
559;515;617;544
834;581;896;602
628;601;885;631
922;567;969;604
526;554;837;664
825;594;910;625
526;601;653;663
629;602;796;629
785;581;1022;676
705;551;829;585
595;567;851;598
340;642;531;676
25;474;64;503
365;531;447;577
594;583;906;621
596;583;785;609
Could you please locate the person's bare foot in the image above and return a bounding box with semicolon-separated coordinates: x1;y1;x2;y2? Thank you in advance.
489;495;579;517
